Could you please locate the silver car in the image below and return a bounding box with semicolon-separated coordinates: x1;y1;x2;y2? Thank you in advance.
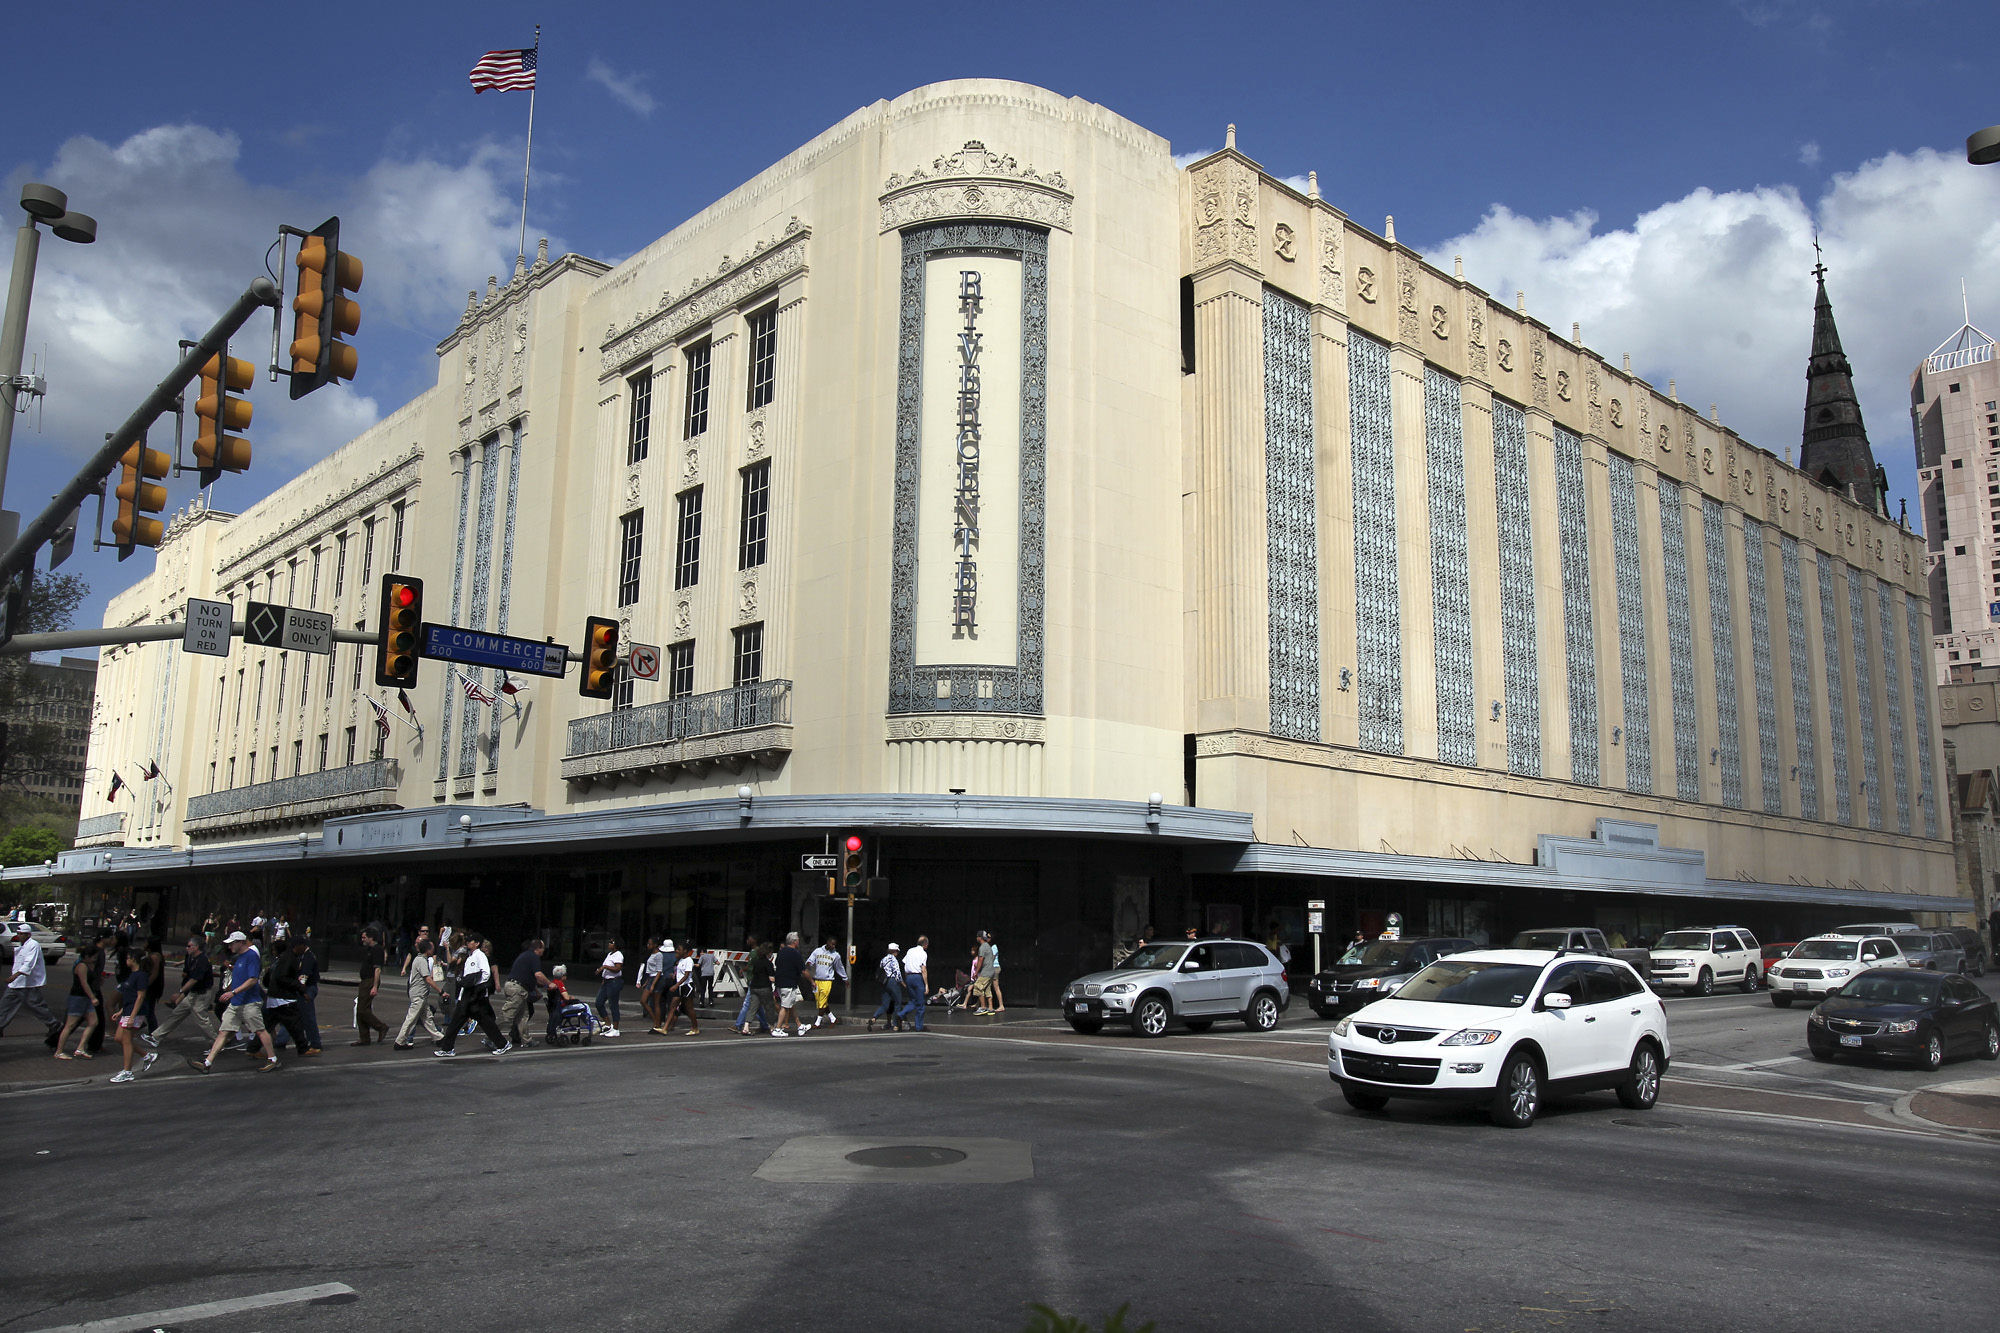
1896;932;1968;974
1062;939;1290;1037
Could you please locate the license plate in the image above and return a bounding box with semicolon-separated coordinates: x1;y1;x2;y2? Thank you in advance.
1839;1035;1862;1047
1792;982;1806;991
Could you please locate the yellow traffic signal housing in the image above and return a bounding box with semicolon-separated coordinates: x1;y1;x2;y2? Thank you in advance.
374;574;423;688
112;441;170;559
290;215;362;399
194;350;254;486
580;616;619;699
842;834;865;893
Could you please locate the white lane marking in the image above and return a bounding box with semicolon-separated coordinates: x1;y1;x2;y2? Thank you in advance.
24;1281;357;1333
1674;1059;1906;1097
1656;1100;1967;1142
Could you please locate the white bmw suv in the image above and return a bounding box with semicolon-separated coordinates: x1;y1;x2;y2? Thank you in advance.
1326;949;1671;1128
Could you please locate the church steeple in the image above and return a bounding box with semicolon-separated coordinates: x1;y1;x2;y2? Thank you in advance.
1798;244;1886;515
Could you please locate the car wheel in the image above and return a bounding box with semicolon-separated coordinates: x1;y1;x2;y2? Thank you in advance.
1130;996;1170;1038
1490;1050;1542;1128
1615;1041;1662;1110
1740;966;1759;994
1066;1019;1103;1035
1921;1030;1945;1072
1690;967;1713;997
1979;1022;1999;1061
1244;992;1281;1033
1183;1020;1214;1033
1770;994;1793;1008
1341;1085;1389;1113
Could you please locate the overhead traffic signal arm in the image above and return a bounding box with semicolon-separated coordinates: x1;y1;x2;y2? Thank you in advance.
193;345;254;486
290;216;362;399
375;574;423;687
112;442;170;559
580;617;619;698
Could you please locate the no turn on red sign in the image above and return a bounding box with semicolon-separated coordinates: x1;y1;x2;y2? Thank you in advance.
627;642;661;681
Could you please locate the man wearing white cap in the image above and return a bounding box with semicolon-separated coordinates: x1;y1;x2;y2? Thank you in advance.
868;943;905;1032
191;931;277;1073
0;920;55;1037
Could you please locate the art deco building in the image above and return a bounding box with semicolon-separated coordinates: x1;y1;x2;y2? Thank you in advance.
1913;311;2000;679
25;81;1960;997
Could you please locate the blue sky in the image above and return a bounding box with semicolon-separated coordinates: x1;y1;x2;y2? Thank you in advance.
4;0;1996;644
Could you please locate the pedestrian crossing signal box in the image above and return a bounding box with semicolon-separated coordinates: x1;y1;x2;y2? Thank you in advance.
812;874;889;901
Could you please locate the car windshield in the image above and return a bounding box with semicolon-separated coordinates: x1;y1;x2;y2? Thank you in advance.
1655;931;1712;950
1898;939;1934;954
1392;960;1542;1008
1510;931;1573;950
1791;939;1860;960
1837;975;1940;1006
1117;944;1188;971
1335;942;1413;967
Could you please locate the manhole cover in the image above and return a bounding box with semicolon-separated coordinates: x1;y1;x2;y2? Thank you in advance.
1612;1118;1683;1129
845;1145;970;1169
1028;1056;1082;1062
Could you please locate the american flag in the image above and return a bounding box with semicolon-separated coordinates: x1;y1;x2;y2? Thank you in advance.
457;669;499;707
365;695;393;739
470;47;537;93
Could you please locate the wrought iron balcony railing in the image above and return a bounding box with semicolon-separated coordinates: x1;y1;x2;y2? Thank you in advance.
564;679;792;787
184;757;401;836
74;811;126;843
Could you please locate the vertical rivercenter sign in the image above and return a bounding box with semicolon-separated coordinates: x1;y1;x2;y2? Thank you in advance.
889;221;1048;716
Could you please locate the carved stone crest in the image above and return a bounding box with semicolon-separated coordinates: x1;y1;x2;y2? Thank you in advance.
674;599;692;634
626;468;642;503
1555;369;1572;402
1357;267;1378;303
1430;305;1449;340
1609;399;1624;428
1465;296;1487;375
1779;485;1790;513
1273;222;1297;262
1702;447;1715;475
1317;219;1345;310
738;575;758;621
683;445;700;483
1396;255;1420;342
746;414;768;459
1496;338;1513;373
880;141;1073;233
1530;331;1548;407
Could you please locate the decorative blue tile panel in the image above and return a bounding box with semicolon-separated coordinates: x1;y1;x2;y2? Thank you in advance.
1264;289;1319;742
1555;427;1598;786
440;450;472;783
1350;331;1402;755
488;427;523;765
461;437;499;779
1426;368;1475;767
1658;479;1700;801
1849;574;1882;830
1492;401;1540;777
1742;520;1781;813
1781;536;1818;821
1906;599;1938;838
1876;579;1910;835
1818;551;1853;826
1704;498;1742;809
1608;454;1651;793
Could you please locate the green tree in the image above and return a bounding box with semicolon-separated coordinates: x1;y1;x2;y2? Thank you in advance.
0;570;89;789
0;823;63;867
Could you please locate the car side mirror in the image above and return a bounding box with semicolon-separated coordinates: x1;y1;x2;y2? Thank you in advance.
1181;960;1200;971
1542;992;1572;1010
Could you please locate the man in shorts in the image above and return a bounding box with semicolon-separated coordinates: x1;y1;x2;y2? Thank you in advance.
807;935;847;1027
191;931;277;1072
772;932;809;1037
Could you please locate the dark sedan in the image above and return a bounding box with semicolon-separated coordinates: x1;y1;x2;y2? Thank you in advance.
1304;937;1474;1018
1806;970;2000;1071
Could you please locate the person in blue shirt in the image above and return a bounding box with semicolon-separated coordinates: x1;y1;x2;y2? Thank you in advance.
190;932;278;1072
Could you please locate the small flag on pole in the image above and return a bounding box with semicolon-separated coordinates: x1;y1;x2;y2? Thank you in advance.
395;688;425;741
470;47;537;93
456;668;499;707
366;696;393;739
107;771;126;800
139;759;161;782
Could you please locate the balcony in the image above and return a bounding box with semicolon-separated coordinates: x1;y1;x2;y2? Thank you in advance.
563;680;792;788
74;811;127;847
184;757;402;839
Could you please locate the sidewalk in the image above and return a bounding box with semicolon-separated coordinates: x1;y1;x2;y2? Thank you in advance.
1906;1074;2000;1136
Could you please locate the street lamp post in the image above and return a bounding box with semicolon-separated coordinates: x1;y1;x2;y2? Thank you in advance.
0;182;97;514
1970;126;2000;166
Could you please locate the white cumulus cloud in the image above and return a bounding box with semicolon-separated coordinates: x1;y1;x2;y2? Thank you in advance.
587;59;656;117
1431;147;2000;510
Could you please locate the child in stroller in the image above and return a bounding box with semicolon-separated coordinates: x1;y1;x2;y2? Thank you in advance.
544;965;599;1047
929;969;972;1010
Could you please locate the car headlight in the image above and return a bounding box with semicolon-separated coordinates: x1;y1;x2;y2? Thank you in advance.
1439;1029;1501;1046
1825;967;1851;977
1354;978;1382;989
1103;982;1135;995
1884;1019;1920;1034
1331;1015;1353;1037
1808;1011;1827;1026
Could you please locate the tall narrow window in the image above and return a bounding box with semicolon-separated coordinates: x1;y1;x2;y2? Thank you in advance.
391;501;407;568
361;518;376;586
618;510;645;606
309;548;322;603
246;753;254;784
315;734;328;771
344;726;357;766
627;370;653;464
733;623;763;687
612;662;634;711
684;340;711;438
747;306;777;409
674;487;703;590
254;663;266;719
234;669;245;727
738;460;770;569
334;533;348;600
667;640;695;700
351;621;366;689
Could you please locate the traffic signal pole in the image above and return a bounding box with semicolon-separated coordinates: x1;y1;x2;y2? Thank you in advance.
0;620;378;656
0;277;278;587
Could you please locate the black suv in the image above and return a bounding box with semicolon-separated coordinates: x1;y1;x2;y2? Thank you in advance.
1305;936;1475;1019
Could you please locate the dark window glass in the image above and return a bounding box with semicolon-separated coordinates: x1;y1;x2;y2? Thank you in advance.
738;460;770;569
1581;963;1627;1005
732;623;763;688
674;489;703;590
618;510;644;607
684;340;711;438
627;371;653;464
1544;962;1591;1004
612;662;634;711
747;305;777;410
667;641;694;700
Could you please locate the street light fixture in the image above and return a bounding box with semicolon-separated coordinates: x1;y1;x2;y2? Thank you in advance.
0;183;97;514
1969;126;2000;166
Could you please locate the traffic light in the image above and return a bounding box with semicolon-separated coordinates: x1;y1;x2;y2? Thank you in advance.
193;346;254;486
580;617;619;698
374;574;423;688
842;834;865;894
289;215;362;399
112;440;170;559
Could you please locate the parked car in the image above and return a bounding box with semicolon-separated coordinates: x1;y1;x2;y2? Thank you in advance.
1895;932;1968;974
1;918;69;968
1325;949;1670;1128
1827;922;1923;936
1507;926;1652;973
1760;941;1800;981
1766;934;1905;1005
1646;926;1761;995
1304;936;1474;1018
1062;938;1289;1037
1944;927;1988;977
1806;970;2000;1070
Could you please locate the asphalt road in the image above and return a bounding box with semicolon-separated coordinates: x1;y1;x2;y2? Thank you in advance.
3;1004;1996;1333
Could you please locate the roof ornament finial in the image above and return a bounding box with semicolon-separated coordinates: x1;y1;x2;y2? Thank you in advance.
1384;214;1396;244
1454;255;1464;279
1965;277;1973;326
1572;321;1582;344
1811;229;1827;283
1710;403;1719;424
1669;378;1678;402
1225;123;1236;150
1515;290;1525;314
1307;170;1319;200
1622;352;1632;373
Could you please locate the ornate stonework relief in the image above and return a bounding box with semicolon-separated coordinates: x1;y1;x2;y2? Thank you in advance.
1496;338;1513;373
1396;254;1420;342
683;445;700;484
1585;364;1602;433
737;574;758;622
1192;157;1257;266
1356;267;1378;303
1316;216;1346;310
625;468;642;504
880;140;1073;234
1609;398;1624;429
1555;368;1572;403
1465;296;1487;375
1430;304;1449;340
600;221;809;374
1530;331;1548;407
886;715;1046;743
674;598;692;634
1273;222;1297;261
746;410;768;459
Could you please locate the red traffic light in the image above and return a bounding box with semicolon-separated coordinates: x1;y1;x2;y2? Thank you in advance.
845;835;863;853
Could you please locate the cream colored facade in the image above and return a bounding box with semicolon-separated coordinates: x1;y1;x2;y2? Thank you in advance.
60;79;1960;940
1914;321;2000;680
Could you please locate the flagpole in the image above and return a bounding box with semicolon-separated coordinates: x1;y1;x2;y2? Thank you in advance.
518;25;540;264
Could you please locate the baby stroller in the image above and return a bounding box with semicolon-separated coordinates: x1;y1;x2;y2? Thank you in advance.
548;1000;599;1047
928;969;972;1009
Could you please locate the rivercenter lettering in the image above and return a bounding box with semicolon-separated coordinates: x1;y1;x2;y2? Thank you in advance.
953;269;982;637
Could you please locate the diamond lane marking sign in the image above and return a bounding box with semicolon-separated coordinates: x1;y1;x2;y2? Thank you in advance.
627;642;661;681
183;597;231;658
244;600;284;647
